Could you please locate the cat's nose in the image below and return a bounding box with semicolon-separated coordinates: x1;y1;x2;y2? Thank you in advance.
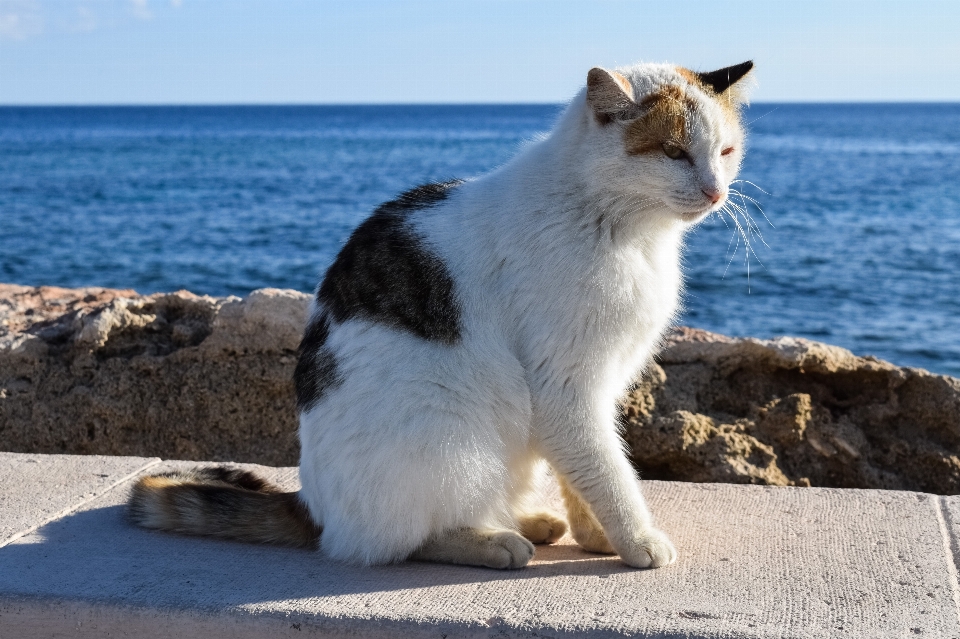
701;187;723;204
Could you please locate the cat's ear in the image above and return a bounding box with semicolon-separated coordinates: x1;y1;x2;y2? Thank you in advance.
586;67;639;125
696;61;754;95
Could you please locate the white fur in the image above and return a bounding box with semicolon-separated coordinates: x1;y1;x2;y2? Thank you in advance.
298;62;748;567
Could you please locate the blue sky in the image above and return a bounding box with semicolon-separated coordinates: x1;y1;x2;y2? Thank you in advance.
1;0;958;104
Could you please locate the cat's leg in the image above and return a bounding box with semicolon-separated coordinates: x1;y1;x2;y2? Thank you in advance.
556;474;615;554
532;393;677;569
411;527;535;569
516;511;567;544
504;457;567;545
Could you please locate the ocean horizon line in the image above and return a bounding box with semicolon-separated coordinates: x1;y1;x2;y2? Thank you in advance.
2;100;960;109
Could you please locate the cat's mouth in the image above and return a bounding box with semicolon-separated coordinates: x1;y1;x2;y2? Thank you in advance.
678;195;728;223
669;195;724;223
678;207;715;223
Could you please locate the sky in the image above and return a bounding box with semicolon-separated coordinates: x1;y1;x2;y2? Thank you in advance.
1;0;959;104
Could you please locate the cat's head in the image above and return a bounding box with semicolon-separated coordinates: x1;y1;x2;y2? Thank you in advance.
583;61;753;223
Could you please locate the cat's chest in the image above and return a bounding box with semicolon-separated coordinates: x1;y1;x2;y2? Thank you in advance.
512;243;681;388
587;245;681;332
520;239;683;352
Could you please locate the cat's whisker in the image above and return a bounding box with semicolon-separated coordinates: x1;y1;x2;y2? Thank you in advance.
745;106;779;126
729;187;774;230
719;196;767;290
728;213;755;290
730;203;767;249
728;184;774;243
720;210;739;263
729;188;767;206
726;184;772;272
730;179;768;192
721;212;742;280
717;209;732;230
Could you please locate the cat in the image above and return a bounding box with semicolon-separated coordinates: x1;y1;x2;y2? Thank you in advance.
129;60;754;570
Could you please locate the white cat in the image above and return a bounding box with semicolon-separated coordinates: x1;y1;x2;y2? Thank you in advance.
130;60;754;570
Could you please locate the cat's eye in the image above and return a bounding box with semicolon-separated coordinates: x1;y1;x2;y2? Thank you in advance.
721;147;735;156
662;143;689;162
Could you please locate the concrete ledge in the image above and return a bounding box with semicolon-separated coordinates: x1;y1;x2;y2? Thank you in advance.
1;453;959;638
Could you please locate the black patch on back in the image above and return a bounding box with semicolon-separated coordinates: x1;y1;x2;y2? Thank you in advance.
294;312;341;412
317;180;463;344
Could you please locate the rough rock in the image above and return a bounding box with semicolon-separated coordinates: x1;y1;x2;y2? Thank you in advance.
2;285;959;494
624;327;960;494
0;284;308;466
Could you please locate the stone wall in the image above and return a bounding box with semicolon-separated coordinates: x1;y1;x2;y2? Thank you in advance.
2;284;958;493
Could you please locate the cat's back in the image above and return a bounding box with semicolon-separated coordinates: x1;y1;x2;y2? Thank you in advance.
294;177;519;417
315;180;466;346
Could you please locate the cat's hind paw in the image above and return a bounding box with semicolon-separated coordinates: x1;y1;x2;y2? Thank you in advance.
619;528;677;569
573;525;616;555
518;511;568;544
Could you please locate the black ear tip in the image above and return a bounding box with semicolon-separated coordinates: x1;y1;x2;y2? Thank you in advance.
696;60;755;94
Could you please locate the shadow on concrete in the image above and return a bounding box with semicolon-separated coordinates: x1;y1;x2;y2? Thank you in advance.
0;504;650;611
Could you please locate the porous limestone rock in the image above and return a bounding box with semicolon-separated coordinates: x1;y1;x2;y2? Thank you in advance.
0;284;308;466
2;285;959;494
623;327;960;494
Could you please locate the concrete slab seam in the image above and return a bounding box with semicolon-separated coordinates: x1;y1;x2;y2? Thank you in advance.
934;495;960;626
0;458;162;549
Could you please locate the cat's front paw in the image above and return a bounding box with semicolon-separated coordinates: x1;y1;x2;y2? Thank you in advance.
618;528;677;569
484;530;536;569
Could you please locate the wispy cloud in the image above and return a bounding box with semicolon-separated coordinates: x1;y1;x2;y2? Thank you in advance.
0;0;44;41
129;0;152;20
0;0;182;41
63;5;97;33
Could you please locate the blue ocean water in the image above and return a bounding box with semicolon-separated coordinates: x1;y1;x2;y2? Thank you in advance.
2;104;959;376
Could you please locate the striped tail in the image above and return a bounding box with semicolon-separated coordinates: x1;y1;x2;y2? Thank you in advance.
128;467;321;548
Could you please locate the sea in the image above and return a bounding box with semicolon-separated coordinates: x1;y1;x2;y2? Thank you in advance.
2;104;959;376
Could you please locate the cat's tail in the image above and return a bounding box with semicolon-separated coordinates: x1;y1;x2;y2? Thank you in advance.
128;467;321;548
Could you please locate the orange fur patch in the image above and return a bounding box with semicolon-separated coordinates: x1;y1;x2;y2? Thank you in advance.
676;66;701;87
610;71;633;96
676;65;743;122
137;475;177;489
624;85;692;156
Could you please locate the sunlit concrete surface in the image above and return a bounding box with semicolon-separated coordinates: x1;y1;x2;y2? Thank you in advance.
1;452;958;638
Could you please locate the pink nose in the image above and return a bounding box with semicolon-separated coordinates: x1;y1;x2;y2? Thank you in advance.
702;188;722;204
